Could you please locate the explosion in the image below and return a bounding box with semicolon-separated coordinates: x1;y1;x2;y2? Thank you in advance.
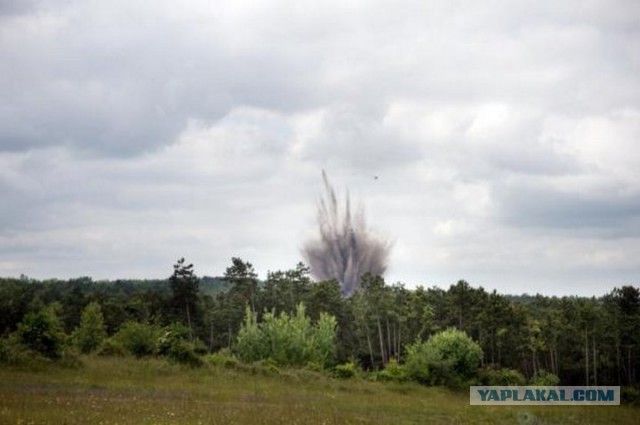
303;171;391;295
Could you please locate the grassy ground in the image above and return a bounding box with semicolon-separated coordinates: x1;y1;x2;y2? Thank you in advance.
0;357;635;425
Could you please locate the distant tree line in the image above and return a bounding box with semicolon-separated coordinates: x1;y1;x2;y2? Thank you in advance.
1;258;638;391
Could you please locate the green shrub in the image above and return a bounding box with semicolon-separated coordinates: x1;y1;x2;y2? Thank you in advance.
192;339;208;355
16;306;66;359
530;370;560;386
235;303;337;368
305;361;323;372
334;361;359;379
58;350;83;369
254;358;281;375
479;367;526;386
404;342;430;384
156;323;204;367
405;328;482;387
205;348;239;369
376;358;409;382
97;337;127;356
621;386;640;406
166;340;203;368
72;302;106;354
114;321;160;357
157;323;191;356
0;335;51;369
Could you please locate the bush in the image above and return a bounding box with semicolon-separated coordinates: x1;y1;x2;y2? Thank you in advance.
479;367;526;386
166;340;203;367
114;321;160;357
254;358;281;375
305;361;323;372
405;328;482;387
334;361;359;379
205;348;239;369
530;370;560;386
192;339;208;355
0;335;51;369
16;306;66;359
72;302;106;354
157;323;203;367
58;350;83;369
97;338;127;357
158;323;191;356
375;358;409;382
235;303;337;368
621;386;640;406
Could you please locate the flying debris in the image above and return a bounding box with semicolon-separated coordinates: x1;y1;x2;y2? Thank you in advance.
302;170;391;295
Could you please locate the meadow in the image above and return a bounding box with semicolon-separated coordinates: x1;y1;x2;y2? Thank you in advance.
0;357;635;425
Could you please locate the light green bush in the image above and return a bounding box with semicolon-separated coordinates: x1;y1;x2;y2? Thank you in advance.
205;348;239;369
334;361;359;379
405;328;482;387
376;358;409;382
72;302;106;354
235;303;337;368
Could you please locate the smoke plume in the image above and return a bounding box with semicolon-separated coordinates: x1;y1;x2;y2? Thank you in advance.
303;171;391;295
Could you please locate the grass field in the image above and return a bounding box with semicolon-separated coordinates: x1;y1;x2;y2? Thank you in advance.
0;357;635;425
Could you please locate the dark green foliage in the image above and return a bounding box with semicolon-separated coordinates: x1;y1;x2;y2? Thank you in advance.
114;322;160;357
0;335;50;368
166;340;203;367
224;257;259;313
97;338;127;357
621;386;640;405
169;258;201;334
530;370;560;385
100;300;129;335
16;306;65;359
260;263;311;315
0;278;37;335
0;269;638;392
478;367;526;386
158;323;191;355
158;322;203;367
61;283;87;333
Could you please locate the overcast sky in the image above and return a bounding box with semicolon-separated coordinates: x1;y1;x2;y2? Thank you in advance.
1;0;639;296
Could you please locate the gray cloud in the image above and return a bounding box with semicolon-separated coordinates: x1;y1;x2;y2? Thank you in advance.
495;182;640;233
0;0;638;295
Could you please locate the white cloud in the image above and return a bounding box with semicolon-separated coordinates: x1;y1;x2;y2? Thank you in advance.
0;0;638;295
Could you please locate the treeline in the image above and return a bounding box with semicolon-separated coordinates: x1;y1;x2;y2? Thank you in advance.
1;257;639;389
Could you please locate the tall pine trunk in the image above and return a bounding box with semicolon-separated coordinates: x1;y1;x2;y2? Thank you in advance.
186;303;193;341
585;330;589;385
366;328;374;367
386;317;392;361
592;334;597;386
377;318;386;366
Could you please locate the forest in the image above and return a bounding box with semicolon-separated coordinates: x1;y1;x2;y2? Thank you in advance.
1;257;639;401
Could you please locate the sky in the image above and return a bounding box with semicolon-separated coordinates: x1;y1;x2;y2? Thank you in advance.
1;0;639;296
